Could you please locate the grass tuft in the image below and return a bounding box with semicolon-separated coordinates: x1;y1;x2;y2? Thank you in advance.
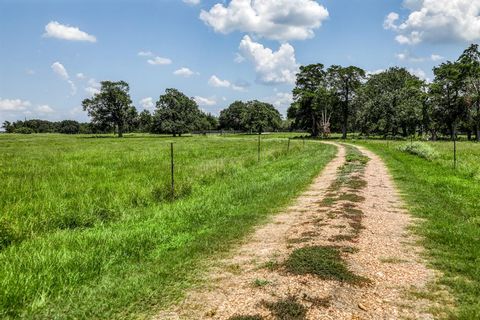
284;246;370;285
263;296;306;320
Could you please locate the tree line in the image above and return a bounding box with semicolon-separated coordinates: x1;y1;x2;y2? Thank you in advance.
288;44;480;141
2;83;284;136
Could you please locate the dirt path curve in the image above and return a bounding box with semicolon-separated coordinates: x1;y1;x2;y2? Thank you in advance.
156;143;435;320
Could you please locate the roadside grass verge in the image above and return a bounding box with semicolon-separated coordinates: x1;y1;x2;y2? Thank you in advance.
355;140;480;319
0;134;335;319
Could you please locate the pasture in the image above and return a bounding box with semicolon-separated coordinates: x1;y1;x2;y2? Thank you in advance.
0;133;335;319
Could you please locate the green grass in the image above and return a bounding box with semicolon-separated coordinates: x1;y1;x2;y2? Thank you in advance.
355;140;480;319
284;246;369;285
0;133;335;319
263;296;306;320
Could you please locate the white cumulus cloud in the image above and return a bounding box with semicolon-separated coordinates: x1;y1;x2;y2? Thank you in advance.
183;0;200;4
173;67;196;77
194;96;217;106
147;56;172;65
51;62;76;95
139;97;155;109
208;75;231;87
200;0;329;41
0;98;31;111
51;62;69;80
238;35;299;85
36;105;54;113
43;21;96;42
384;0;480;45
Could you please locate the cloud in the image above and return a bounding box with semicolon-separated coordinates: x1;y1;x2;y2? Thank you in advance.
267;91;293;114
183;0;200;4
200;0;329;41
208;75;231;87
51;62;76;95
395;51;445;63
238;35;299;85
139;97;155;109
51;62;69;80
194;96;217;106
408;68;428;80
147;56;172;65
0;98;31;111
173;67;196;77
366;69;385;76
36;105;54;113
431;54;444;61
76;73;85;79
43;21;96;42
26;69;35;75
208;75;247;91
138;51;153;57
384;0;480;45
85;78;101;96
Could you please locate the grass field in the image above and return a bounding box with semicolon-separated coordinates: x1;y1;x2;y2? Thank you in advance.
355;140;480;319
0;133;335;319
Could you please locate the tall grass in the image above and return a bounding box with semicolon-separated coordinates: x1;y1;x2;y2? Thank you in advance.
356;140;480;319
0;134;335;319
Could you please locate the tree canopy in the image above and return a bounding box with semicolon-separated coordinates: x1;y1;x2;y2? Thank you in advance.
82;81;135;137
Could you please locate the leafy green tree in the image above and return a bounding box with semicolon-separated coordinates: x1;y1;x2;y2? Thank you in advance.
219;101;248;131
152;88;203;136
289;64;326;137
82;81;135;137
137;109;153;132
326;65;365;139
57;120;80;134
458;44;480;141
243;100;282;134
429;62;468;140
2;121;13;133
356;68;424;138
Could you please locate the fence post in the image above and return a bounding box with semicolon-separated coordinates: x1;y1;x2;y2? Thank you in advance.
257;134;261;162
454;136;457;169
170;142;175;199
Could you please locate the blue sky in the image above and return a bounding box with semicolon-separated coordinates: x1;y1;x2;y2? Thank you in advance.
0;0;478;125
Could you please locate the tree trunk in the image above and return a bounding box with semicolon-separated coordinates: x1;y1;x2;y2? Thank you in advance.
311;114;318;137
476;125;480;142
173;133;177;137
117;124;123;138
467;130;472;141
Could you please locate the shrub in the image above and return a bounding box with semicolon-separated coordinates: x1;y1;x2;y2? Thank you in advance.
14;127;34;134
397;142;438;161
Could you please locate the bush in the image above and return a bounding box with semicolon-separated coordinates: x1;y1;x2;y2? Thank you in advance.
14;127;34;134
397;142;438;161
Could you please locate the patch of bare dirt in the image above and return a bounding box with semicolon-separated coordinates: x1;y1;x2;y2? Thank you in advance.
155;143;440;320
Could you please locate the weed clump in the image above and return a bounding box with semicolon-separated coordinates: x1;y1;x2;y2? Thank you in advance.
397;142;438;161
263;296;306;320
284;246;370;285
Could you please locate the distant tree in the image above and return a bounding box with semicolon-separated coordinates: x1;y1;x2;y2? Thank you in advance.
219;101;248;131
137;109;153;132
57;120;80;134
289;64;326;137
356;68;424;138
82;81;135;137
14;127;34;134
458;44;480;141
152;88;203;136
2;121;13;133
243;100;282;134
429;62;468;140
196;113;219;131
326;65;365;139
